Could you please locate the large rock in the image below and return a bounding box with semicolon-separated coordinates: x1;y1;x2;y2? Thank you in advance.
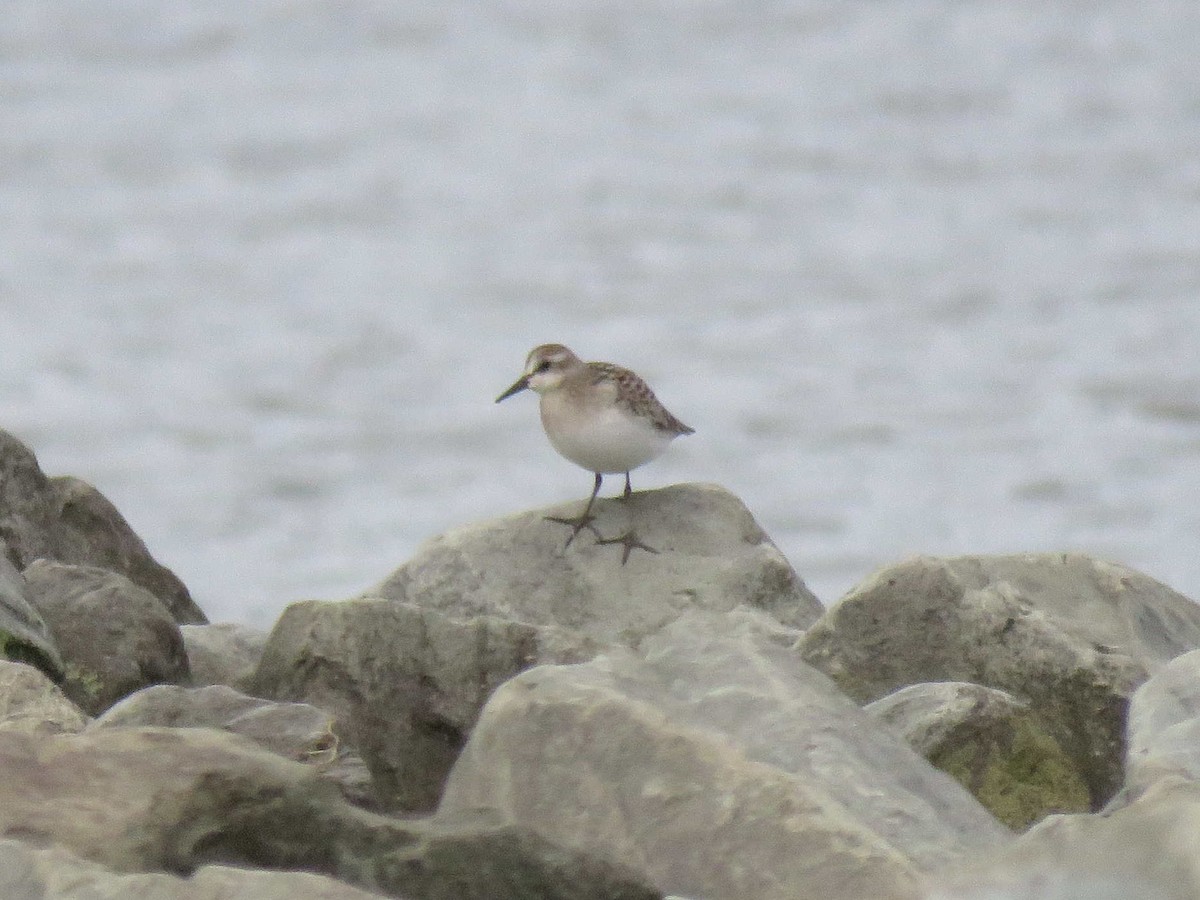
0;659;88;735
0;541;63;678
0;838;389;900
22;560;190;714
47;475;205;623
0;429;59;563
439;611;1009;900
182;622;268;691
865;682;1088;828
251;597;601;812
93;684;372;804
929;777;1200;900
369;483;822;645
0;726;660;900
1115;647;1200;807
798;554;1200;809
0;430;204;623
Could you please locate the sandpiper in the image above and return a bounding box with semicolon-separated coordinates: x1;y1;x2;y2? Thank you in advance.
495;343;694;562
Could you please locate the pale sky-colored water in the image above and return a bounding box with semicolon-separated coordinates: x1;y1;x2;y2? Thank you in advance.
3;1;1199;626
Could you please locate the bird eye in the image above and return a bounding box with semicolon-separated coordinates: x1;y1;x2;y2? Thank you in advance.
536;361;551;373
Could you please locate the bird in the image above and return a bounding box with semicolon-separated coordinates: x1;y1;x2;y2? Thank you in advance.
495;343;694;562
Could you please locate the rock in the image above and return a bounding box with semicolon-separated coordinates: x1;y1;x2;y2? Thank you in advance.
1115;647;1200;807
93;684;373;805
251;596;602;812
867;682;1028;756
22;560;190;715
866;682;1088;828
0;659;88;735
0;430;204;624
0;541;63;678
47;475;206;624
928;777;1200;900
369;483;822;645
385;818;662;900
0;429;59;563
0;837;390;900
0;726;660;900
182;622;268;691
797;553;1200;809
439;611;1010;900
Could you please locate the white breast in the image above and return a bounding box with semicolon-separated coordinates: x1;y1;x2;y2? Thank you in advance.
540;396;674;474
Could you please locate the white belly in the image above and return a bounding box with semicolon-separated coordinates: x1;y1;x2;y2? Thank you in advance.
541;399;674;474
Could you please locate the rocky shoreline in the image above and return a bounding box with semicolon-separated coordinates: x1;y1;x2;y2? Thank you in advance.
2;427;1200;899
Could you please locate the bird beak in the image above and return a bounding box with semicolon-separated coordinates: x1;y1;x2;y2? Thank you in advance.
495;375;530;403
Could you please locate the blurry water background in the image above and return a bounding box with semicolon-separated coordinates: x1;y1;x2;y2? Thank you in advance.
3;1;1199;626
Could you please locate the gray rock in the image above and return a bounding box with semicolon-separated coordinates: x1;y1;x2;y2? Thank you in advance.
1116;647;1200;807
0;838;390;900
439;611;1010;900
47;475;206;624
928;777;1200;900
866;682;1088;828
0;542;63;678
93;684;372;805
866;683;1027;756
798;553;1200;808
0;726;660;900
0;659;88;735
22;560;190;715
251;596;602;812
0;429;60;564
370;483;822;645
182;622;268;691
0;430;204;624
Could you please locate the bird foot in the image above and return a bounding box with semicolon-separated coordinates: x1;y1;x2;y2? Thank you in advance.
595;530;659;565
543;513;602;548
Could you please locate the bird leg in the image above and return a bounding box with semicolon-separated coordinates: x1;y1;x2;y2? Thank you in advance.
596;471;659;564
544;472;604;547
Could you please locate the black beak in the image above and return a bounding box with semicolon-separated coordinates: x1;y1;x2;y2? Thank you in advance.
495;375;530;403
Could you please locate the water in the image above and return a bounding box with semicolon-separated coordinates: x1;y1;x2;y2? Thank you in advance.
3;1;1199;627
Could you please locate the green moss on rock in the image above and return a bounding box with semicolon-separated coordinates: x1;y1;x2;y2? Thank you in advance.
931;714;1090;830
62;662;104;708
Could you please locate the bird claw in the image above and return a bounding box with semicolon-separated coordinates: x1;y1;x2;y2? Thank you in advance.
543;513;602;548
595;530;659;565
